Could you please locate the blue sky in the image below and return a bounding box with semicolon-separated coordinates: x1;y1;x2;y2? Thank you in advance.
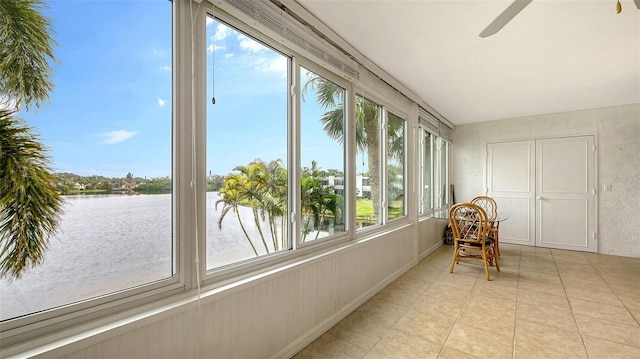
206;17;347;176
18;1;345;179
17;1;172;179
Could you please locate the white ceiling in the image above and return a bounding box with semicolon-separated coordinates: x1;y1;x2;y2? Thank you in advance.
297;0;640;125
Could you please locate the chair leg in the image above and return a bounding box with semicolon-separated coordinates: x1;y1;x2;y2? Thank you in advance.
494;224;501;256
493;247;500;272
450;243;459;273
482;250;491;281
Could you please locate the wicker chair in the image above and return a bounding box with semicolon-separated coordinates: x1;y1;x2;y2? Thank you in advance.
471;196;501;256
449;202;500;280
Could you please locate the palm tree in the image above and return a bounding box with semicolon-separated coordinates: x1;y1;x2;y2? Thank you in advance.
386;112;405;216
0;112;64;277
261;159;287;250
217;159;288;255
0;0;61;279
304;76;382;222
1;0;57;110
215;174;259;256
300;160;343;242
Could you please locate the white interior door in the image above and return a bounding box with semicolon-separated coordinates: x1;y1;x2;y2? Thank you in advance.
536;136;596;252
487;136;597;252
487;141;535;246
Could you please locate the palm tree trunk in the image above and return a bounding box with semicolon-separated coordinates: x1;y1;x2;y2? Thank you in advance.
268;210;278;251
252;207;270;253
233;205;258;256
363;105;381;221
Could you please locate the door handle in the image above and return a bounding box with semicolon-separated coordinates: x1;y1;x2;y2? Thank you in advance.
536;196;543;200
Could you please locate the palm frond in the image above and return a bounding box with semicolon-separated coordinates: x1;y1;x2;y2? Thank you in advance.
0;0;58;110
0;109;63;278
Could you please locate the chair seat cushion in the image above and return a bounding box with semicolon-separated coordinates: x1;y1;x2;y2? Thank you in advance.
459;238;493;247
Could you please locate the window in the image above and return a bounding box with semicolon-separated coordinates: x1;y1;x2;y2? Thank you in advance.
0;1;173;322
417;113;451;217
418;128;433;214
355;95;382;229
205;17;290;270
300;68;347;243
386;111;405;220
435;138;450;208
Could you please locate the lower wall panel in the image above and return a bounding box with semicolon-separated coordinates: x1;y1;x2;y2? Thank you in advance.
418;218;448;260
32;227;416;359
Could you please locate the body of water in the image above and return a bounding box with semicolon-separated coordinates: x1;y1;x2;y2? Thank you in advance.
0;192;283;321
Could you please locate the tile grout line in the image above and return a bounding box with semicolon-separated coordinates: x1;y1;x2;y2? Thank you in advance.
586;256;640;328
552;250;591;359
512;247;522;359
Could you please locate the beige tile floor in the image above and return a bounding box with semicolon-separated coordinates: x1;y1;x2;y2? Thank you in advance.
293;244;640;359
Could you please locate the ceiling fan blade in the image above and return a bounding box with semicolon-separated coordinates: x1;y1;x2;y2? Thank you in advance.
634;0;640;9
479;0;533;38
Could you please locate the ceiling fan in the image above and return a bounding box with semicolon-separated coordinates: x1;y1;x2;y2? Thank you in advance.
479;0;640;38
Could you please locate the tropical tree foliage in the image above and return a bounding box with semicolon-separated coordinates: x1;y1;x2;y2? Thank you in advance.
216;159;288;255
216;158;345;254
304;75;383;221
0;0;60;278
0;0;57;110
300;161;343;242
0;111;63;278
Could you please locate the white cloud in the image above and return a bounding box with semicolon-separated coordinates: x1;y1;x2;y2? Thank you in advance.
208;24;230;54
224;53;234;59
238;34;267;52
213;23;229;42
152;49;169;57
158;98;166;107
158;65;171;72
253;56;287;76
100;130;139;145
207;43;227;54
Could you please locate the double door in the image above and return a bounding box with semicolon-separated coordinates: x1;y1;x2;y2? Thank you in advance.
486;136;596;252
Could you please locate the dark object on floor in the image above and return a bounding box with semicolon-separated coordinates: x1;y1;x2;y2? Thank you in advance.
443;225;453;245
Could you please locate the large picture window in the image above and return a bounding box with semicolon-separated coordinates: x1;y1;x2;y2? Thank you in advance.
355;95;382;229
0;1;173;322
386;111;405;220
435;138;450;208
417;120;450;216
205;17;290;270
418;128;433;214
300;68;347;243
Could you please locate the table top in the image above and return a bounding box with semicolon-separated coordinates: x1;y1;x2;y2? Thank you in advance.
491;214;510;222
431;210;509;222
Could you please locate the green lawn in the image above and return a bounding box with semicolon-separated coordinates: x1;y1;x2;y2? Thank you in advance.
356;198;374;216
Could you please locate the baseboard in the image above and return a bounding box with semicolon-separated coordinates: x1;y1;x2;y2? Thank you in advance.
419;241;444;262
272;260;415;359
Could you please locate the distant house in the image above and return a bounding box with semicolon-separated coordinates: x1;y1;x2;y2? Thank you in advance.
73;182;85;190
323;176;371;198
122;181;138;189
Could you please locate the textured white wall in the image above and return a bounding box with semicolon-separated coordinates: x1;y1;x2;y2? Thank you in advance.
452;103;640;257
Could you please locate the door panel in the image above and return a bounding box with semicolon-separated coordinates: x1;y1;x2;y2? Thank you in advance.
493;196;532;245
536;136;596;252
487;141;535;246
539;198;589;247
